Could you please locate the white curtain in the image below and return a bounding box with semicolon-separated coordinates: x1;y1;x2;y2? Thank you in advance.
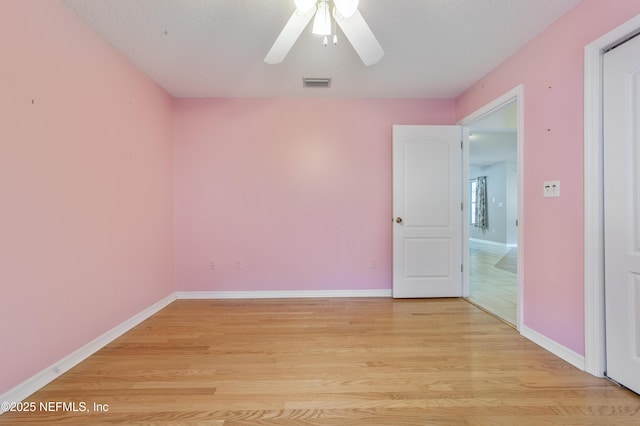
475;176;488;230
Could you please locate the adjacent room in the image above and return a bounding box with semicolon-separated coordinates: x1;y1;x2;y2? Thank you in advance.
2;0;640;423
467;100;519;326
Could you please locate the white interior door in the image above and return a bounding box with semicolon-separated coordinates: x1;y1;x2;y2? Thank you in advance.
392;125;462;298
604;34;640;394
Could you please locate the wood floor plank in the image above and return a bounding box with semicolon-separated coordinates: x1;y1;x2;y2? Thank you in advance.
1;298;638;424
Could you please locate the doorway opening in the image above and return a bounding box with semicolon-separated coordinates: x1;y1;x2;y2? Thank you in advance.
459;86;524;330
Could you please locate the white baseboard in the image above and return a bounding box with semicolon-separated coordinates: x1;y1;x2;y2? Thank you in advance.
520;325;585;371
3;289;587;414
176;289;392;299
0;293;176;413
1;288;389;409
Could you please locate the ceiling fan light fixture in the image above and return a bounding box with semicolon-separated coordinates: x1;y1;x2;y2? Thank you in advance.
294;0;316;14
333;0;359;18
266;0;383;66
312;1;332;35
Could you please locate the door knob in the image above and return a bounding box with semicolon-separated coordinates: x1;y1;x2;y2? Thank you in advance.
395;217;403;224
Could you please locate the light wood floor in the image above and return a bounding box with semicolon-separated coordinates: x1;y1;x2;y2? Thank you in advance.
468;240;517;326
1;298;638;425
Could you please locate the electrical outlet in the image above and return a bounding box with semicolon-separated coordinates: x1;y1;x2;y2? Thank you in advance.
209;259;216;270
370;258;377;269
543;180;560;198
235;259;243;270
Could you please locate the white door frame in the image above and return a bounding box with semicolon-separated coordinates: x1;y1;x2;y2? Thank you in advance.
458;85;524;331
584;13;640;378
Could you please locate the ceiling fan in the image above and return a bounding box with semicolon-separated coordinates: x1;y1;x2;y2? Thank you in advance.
264;0;384;66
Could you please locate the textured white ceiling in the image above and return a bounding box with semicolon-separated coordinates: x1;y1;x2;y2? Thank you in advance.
61;0;581;98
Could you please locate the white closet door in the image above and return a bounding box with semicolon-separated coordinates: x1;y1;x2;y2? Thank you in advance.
604;33;640;394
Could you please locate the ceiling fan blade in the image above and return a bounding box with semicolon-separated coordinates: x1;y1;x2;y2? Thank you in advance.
335;9;384;66
264;7;316;64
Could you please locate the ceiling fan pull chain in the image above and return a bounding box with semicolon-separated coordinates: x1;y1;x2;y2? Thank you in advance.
333;8;338;45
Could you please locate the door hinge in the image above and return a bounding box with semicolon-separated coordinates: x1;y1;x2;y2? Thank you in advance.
461;202;464;211
461;264;464;272
461;140;463;149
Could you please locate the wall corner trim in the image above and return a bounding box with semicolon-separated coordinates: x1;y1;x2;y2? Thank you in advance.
0;293;177;412
520;325;585;371
176;289;393;299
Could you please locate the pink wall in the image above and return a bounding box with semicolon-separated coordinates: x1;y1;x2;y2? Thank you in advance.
173;98;454;292
5;0;635;398
455;0;640;355
0;0;174;394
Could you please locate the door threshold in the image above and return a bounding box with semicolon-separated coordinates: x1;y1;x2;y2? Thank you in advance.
464;298;516;330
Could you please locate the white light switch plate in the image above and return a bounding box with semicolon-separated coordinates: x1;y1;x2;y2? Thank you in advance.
544;180;560;197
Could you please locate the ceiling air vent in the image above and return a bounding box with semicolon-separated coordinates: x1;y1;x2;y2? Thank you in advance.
303;77;331;88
